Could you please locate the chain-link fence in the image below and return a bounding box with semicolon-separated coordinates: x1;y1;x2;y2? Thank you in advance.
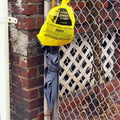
58;0;120;119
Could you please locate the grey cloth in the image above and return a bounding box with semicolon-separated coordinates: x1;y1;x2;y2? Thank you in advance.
44;46;60;110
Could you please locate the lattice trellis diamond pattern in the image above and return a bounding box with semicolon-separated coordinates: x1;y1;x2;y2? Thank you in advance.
59;33;116;96
59;35;94;96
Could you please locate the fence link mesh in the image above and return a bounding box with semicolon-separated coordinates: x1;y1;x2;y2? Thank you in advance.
58;0;120;119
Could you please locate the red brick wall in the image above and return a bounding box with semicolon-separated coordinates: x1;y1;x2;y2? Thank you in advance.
9;0;44;119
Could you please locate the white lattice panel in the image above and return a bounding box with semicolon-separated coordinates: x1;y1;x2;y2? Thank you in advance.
59;34;94;96
59;33;115;96
102;33;116;81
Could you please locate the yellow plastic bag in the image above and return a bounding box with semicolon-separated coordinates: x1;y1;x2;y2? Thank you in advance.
37;0;75;46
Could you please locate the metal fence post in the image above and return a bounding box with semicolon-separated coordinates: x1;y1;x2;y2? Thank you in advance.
44;1;51;120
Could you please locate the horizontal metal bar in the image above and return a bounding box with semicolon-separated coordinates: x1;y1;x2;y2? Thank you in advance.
8;17;18;24
0;17;18;24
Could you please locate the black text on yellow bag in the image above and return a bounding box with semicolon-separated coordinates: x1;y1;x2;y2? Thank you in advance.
37;0;75;46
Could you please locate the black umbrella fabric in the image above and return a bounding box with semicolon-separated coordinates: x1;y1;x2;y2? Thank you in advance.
44;46;60;110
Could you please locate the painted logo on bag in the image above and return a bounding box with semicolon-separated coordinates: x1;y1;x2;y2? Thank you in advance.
52;8;72;26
